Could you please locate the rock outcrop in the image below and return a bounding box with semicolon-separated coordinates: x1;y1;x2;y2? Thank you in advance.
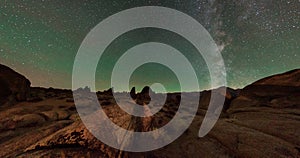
252;69;300;87
229;69;300;110
130;87;137;100
135;86;153;105
0;78;12;105
0;64;31;106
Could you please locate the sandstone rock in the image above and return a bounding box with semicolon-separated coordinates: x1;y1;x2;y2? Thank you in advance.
199;87;238;112
0;77;12;105
252;69;300;87
40;111;58;121
69;113;80;121
66;98;74;102
26;96;43;102
104;88;113;95
136;86;152;105
0;120;73;157
100;100;112;106
0;114;46;131
56;110;70;120
0;68;300;157
25;122;120;157
130;87;137;100
0;64;31;105
269;93;300;108
228;69;300;111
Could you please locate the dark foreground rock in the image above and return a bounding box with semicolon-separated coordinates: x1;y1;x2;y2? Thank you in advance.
0;64;31;106
0;69;299;157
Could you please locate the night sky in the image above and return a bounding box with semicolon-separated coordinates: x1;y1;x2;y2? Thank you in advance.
0;0;299;92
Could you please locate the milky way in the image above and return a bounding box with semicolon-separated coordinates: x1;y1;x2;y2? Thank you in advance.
0;0;299;91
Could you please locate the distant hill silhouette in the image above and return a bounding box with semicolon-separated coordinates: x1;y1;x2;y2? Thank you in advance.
252;69;300;87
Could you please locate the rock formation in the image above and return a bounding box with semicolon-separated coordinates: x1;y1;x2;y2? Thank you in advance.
135;86;152;105
252;69;300;87
130;87;137;100
0;78;12;105
0;64;31;106
0;67;299;157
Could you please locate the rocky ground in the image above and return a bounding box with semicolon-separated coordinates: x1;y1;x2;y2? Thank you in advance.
0;64;299;157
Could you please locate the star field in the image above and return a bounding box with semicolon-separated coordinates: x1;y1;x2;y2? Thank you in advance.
0;0;299;91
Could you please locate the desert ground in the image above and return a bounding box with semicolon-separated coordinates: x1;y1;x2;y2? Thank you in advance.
0;64;299;157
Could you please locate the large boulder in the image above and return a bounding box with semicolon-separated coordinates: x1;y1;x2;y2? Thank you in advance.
0;64;31;105
228;69;300;111
135;86;153;105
